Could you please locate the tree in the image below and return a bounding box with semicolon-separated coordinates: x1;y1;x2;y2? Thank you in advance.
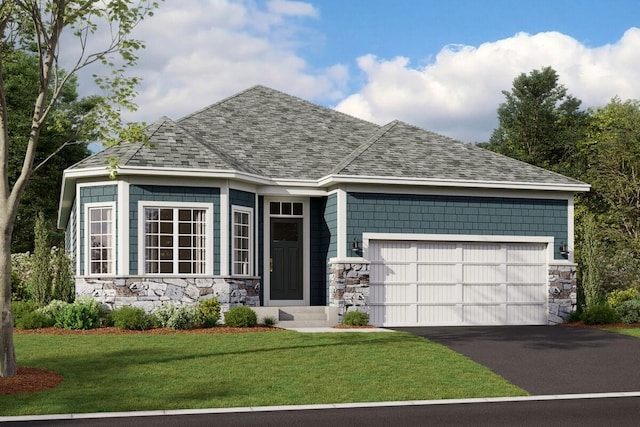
4;49;93;253
0;1;159;378
576;98;640;290
484;66;588;175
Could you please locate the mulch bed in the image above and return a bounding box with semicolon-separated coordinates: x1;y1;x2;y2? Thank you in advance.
0;367;63;395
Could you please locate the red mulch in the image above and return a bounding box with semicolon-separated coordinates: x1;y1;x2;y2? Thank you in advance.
2;325;282;395
0;367;63;395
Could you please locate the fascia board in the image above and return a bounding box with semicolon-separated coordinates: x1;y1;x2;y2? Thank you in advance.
319;174;591;193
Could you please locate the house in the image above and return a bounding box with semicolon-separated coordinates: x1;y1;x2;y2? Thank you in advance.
57;85;589;326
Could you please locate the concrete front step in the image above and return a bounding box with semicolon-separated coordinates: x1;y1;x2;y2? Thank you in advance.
252;306;339;328
276;319;338;328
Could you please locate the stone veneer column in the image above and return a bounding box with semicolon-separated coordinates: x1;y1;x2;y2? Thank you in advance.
548;263;577;324
329;260;371;321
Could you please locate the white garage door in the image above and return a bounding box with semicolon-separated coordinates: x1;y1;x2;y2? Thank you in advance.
368;240;548;326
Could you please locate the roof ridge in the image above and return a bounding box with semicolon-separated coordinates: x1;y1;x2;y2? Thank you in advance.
176;85;265;122
328;120;399;175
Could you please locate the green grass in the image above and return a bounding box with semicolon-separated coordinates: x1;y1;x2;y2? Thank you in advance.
1;330;526;416
605;327;640;338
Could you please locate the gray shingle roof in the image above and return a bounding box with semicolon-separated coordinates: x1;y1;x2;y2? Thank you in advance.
69;85;586;188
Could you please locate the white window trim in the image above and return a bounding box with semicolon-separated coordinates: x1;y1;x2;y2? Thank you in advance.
137;201;214;276
232;206;253;276
84;202;116;277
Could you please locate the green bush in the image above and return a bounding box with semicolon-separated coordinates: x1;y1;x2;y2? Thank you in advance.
39;300;70;322
581;303;620;325
110;306;153;330
12;300;54;329
343;310;369;326
262;316;277;327
224;305;257;327
15;310;54;329
196;297;221;328
607;288;639;310
616;298;640;324
54;297;102;330
153;304;196;330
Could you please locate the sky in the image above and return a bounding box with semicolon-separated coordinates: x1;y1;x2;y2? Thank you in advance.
69;0;640;143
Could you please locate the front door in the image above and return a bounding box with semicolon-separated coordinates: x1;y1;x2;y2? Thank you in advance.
270;217;303;300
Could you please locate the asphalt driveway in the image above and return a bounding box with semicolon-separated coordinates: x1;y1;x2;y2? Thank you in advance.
392;325;640;395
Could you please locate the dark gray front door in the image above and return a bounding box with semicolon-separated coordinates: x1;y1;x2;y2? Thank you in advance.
270;218;303;300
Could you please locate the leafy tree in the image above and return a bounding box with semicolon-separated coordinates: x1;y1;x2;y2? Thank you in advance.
0;0;159;378
4;49;93;253
484;66;588;175
576;98;640;290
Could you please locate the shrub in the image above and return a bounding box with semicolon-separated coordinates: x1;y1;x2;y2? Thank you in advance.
616;298;640;324
11;300;53;329
581;303;619;325
153;304;196;330
224;306;257;327
28;212;53;306
39;300;70;322
110;306;153;330
262;316;277;327
343;310;369;326
607;288;639;310
50;247;75;303
54;297;102;330
195;297;221;328
15;311;54;329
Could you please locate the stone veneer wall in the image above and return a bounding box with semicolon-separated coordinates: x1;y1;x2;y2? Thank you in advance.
329;261;577;325
77;276;261;314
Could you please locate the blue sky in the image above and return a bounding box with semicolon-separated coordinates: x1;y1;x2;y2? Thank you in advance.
73;0;640;143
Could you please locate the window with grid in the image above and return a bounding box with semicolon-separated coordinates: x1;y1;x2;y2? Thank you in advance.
232;207;252;275
88;206;114;274
144;207;207;274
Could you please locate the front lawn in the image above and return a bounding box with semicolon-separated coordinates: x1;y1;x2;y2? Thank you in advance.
1;330;526;416
605;327;640;338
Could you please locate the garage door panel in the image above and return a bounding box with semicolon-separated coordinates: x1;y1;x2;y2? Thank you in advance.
370;283;413;304
370;241;413;262
463;304;504;324
418;305;461;324
372;305;413;325
418;284;459;302
507;265;545;283
370;263;413;282
463;284;504;303
507;284;546;302
417;243;457;261
418;264;457;283
507;244;546;263
463;264;505;283
463;244;503;262
507;304;546;324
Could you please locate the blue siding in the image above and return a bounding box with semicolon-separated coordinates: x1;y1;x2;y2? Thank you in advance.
79;185;118;275
229;189;256;274
129;185;221;275
309;194;337;306
347;193;568;259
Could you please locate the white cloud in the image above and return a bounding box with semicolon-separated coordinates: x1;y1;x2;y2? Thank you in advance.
69;0;343;124
335;28;640;142
267;0;318;17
